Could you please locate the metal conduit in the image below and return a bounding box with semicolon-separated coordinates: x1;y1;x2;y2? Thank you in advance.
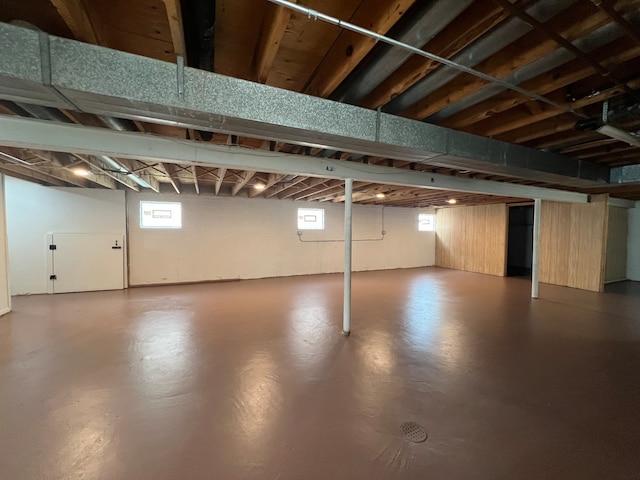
268;0;587;118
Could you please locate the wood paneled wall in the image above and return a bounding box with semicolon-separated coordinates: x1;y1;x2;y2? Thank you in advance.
539;195;608;292
605;206;628;283
436;204;508;276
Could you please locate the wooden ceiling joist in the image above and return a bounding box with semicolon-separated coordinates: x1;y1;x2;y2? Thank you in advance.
192;165;200;194
253;1;294;83
279;177;327;199
303;0;415;98
360;0;515;109
161;0;186;58
231;170;255;196
0;163;69;186
50;0;103;44
400;1;623;120
250;173;284;198
1;149;92;188
161;162;181;194
215;167;227;195
439;38;640;130
264;175;307;199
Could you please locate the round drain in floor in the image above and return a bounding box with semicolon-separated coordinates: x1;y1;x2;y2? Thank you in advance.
400;421;427;443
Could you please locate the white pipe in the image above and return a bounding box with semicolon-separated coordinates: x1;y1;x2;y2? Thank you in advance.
267;0;586;118
531;198;542;299
343;178;353;335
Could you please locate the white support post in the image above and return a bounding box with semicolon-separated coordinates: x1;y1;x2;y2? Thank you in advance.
343;178;353;335
0;175;11;315
531;198;542;299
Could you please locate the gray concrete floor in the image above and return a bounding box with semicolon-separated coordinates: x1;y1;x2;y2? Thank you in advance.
1;267;639;479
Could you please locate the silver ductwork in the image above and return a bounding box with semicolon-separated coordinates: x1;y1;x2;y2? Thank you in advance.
0;22;610;187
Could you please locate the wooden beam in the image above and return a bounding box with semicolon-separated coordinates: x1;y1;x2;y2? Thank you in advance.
360;1;512;109
253;2;294;83
400;3;614;120
26;150;120;189
215;167;226;195
303;182;353;202
591;0;640;46
331;183;382;203
162;162;181;194
304;0;415;98
496;114;578;144
50;0;104;45
524;130;598;150
440;38;640;129
264;175;307;199
573;144;638;160
192;165;200;194
0;150;92;188
250;172;284;197
161;0;187;58
279;177;326;199
465;76;640;138
0;163;67;186
232;170;255;196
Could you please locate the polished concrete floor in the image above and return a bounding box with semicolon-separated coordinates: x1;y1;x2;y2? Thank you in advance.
1;267;640;479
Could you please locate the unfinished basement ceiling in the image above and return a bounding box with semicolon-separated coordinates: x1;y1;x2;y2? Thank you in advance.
0;0;639;206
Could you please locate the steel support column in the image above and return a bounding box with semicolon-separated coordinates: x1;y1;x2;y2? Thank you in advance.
343;178;353;335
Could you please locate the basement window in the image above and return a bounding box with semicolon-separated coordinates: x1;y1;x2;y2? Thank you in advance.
418;213;435;232
298;208;324;230
140;201;182;229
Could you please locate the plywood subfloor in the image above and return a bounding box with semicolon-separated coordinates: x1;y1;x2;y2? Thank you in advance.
1;268;640;479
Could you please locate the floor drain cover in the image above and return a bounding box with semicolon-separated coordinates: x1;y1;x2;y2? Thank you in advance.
400;421;427;443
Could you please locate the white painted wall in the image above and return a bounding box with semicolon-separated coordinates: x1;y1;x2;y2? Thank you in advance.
0;176;11;315
128;192;435;285
628;207;640;281
5;177;126;295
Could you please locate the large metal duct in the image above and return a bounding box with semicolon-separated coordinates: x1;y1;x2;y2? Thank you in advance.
0;22;610;187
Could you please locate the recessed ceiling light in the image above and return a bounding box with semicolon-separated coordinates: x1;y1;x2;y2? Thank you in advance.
375;193;385;198
253;183;266;190
73;168;90;176
446;198;457;204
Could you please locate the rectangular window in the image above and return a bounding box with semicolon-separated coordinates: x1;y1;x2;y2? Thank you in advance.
298;208;324;230
140;201;182;229
418;213;435;232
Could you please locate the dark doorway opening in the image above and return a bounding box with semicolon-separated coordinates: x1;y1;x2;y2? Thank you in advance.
507;205;534;277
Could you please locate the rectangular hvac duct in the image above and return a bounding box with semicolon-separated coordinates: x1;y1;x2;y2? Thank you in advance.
0;22;610;187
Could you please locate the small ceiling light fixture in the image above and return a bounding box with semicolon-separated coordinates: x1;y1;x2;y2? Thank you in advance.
253;183;266;191
73;168;90;176
375;193;385;199
446;198;457;204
